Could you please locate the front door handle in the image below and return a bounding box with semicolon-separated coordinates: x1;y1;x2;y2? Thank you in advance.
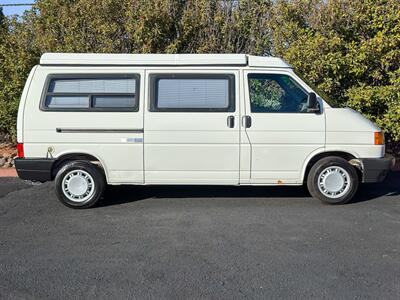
242;116;252;128
227;115;235;128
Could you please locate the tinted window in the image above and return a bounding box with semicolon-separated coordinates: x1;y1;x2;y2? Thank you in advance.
45;95;89;109
92;95;135;108
248;74;308;113
48;78;136;94
44;76;139;111
151;75;235;112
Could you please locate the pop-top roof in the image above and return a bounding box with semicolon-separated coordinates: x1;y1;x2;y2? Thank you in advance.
40;53;292;68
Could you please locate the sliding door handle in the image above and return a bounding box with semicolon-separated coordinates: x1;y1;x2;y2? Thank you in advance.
242;116;252;128
227;115;235;128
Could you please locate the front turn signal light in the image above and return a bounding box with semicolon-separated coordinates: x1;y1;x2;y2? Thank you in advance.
374;131;384;145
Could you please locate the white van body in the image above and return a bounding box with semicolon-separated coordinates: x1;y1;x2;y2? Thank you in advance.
15;53;394;208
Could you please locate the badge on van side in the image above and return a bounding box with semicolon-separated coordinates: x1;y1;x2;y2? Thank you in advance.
121;137;143;143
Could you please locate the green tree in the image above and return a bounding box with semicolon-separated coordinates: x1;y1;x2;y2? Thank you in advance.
176;0;273;54
32;0;131;53
0;8;6;39
0;0;399;152
0;10;38;140
270;0;400;143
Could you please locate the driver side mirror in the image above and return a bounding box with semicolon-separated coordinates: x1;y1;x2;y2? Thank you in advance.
307;92;320;113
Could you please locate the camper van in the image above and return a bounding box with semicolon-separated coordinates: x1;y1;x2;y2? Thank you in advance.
15;53;394;208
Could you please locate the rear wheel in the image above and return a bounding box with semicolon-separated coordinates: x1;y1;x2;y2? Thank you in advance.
55;161;105;208
307;156;359;204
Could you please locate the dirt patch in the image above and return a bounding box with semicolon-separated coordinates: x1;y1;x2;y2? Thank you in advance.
0;143;16;157
0;144;17;168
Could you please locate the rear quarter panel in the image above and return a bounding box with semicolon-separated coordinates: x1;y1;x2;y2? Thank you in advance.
17;66;38;143
22;66;145;184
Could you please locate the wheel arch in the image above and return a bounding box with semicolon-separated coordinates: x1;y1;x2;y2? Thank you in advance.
51;151;108;182
302;150;361;183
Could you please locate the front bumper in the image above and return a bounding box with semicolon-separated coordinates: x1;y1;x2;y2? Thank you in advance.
14;158;56;182
359;155;395;183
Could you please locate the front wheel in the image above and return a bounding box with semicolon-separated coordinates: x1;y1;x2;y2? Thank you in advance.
55;161;106;208
307;157;359;204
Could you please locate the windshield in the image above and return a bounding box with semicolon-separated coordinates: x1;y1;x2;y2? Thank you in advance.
293;70;339;108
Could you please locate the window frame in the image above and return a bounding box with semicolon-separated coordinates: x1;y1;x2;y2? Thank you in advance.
149;73;235;112
247;73;310;114
40;74;140;112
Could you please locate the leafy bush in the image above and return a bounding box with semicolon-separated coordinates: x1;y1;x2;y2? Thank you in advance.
0;0;399;152
249;79;284;111
270;0;400;146
0;10;38;141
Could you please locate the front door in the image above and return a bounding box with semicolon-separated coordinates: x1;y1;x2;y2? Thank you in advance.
241;70;325;184
144;70;240;184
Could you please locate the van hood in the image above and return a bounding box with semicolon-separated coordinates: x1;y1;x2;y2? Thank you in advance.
325;107;380;132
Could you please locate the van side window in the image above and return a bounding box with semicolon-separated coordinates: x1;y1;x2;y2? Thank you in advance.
150;74;235;112
248;74;308;113
42;75;139;111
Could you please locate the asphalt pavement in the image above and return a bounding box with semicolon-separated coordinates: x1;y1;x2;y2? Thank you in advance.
1;171;399;299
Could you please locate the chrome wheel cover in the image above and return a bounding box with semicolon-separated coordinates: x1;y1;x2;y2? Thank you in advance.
62;170;95;203
318;166;351;199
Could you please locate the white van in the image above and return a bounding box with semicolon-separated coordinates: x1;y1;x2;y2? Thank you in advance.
15;53;394;208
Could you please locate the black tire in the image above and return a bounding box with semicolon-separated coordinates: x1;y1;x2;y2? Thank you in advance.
55;160;106;208
307;156;359;204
